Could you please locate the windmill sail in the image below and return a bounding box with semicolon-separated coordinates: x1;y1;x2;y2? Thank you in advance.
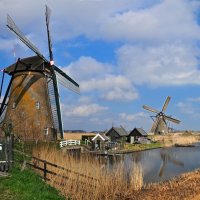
162;96;171;112
55;68;80;93
164;115;180;124
7;15;46;61
150;117;160;133
143;105;159;114
7;13;79;92
47;77;63;137
45;5;54;64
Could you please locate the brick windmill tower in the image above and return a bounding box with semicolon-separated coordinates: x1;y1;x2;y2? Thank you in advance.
0;5;79;141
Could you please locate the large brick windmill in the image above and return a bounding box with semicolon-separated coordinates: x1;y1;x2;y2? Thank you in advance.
0;5;79;141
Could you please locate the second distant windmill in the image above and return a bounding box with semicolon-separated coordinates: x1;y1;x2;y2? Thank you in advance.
143;96;180;134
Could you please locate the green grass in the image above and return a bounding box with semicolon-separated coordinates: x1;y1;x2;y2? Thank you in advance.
0;165;65;200
124;142;163;151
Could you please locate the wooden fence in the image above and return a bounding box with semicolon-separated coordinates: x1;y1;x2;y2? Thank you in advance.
14;150;98;187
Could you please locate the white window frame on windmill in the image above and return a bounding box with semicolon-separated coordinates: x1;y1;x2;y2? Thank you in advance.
35;101;40;110
12;102;16;109
44;127;49;135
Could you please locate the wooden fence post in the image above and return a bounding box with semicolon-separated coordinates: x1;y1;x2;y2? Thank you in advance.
44;160;47;181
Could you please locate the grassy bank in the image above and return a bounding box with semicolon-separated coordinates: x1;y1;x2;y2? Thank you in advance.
0;165;65;200
124;142;163;151
123;134;200;152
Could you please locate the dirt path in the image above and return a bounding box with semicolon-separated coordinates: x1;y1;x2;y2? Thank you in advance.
130;169;200;200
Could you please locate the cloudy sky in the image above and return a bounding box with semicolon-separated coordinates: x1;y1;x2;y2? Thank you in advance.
1;0;200;132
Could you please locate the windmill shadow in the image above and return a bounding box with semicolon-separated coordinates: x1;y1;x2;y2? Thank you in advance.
11;74;41;107
158;151;184;177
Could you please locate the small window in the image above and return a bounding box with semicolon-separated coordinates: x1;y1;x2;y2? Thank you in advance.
12;102;16;109
44;128;48;135
35;102;40;110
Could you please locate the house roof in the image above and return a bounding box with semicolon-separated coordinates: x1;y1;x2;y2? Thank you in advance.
92;133;109;141
110;126;128;136
130;128;147;136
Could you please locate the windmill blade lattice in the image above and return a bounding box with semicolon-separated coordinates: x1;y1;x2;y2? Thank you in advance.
47;77;62;134
55;69;80;93
142;105;160;114
7;15;46;61
150;117;160;133
162;96;171;112
164;115;180;124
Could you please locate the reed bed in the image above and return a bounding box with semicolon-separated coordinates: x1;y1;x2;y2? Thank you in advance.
32;146;143;200
153;134;200;147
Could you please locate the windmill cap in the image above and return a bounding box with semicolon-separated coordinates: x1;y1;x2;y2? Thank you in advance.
5;56;49;75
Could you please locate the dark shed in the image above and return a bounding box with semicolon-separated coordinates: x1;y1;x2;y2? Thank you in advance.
106;126;128;142
127;128;147;143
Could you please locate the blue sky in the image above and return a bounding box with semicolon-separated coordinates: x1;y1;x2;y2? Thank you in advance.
1;0;200;132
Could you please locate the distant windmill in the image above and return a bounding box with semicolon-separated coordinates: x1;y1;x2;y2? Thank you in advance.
0;5;79;141
142;96;180;134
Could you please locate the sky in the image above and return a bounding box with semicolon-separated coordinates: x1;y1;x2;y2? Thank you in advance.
0;0;200;132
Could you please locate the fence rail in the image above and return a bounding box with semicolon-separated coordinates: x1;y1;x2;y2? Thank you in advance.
60;140;80;148
14;150;98;186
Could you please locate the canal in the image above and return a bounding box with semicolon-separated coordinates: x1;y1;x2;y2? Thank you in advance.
103;143;200;183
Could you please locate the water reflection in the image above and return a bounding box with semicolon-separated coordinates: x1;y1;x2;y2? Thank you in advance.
99;143;200;183
158;150;184;177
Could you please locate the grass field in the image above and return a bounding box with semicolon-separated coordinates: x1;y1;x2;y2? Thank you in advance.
0;166;65;200
63;132;96;140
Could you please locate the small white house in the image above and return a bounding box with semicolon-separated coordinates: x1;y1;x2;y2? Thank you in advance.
91;133;109;150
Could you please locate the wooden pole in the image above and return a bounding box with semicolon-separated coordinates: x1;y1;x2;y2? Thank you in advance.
44;160;47;180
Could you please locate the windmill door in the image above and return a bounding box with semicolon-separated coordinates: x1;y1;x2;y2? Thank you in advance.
0;138;13;172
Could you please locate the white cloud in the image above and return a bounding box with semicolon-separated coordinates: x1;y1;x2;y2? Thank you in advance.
117;112;151;131
81;75;139;101
100;0;200;42
62;56;112;81
81;75;130;91
119;112;146;122
62;103;108;117
63;57;139;102
78;96;93;104
1;0;199;43
117;42;200;86
102;88;138;101
187;97;200;103
177;102;195;115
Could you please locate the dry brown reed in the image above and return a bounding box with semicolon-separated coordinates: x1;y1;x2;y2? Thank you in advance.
153;134;200;147
32;146;143;200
